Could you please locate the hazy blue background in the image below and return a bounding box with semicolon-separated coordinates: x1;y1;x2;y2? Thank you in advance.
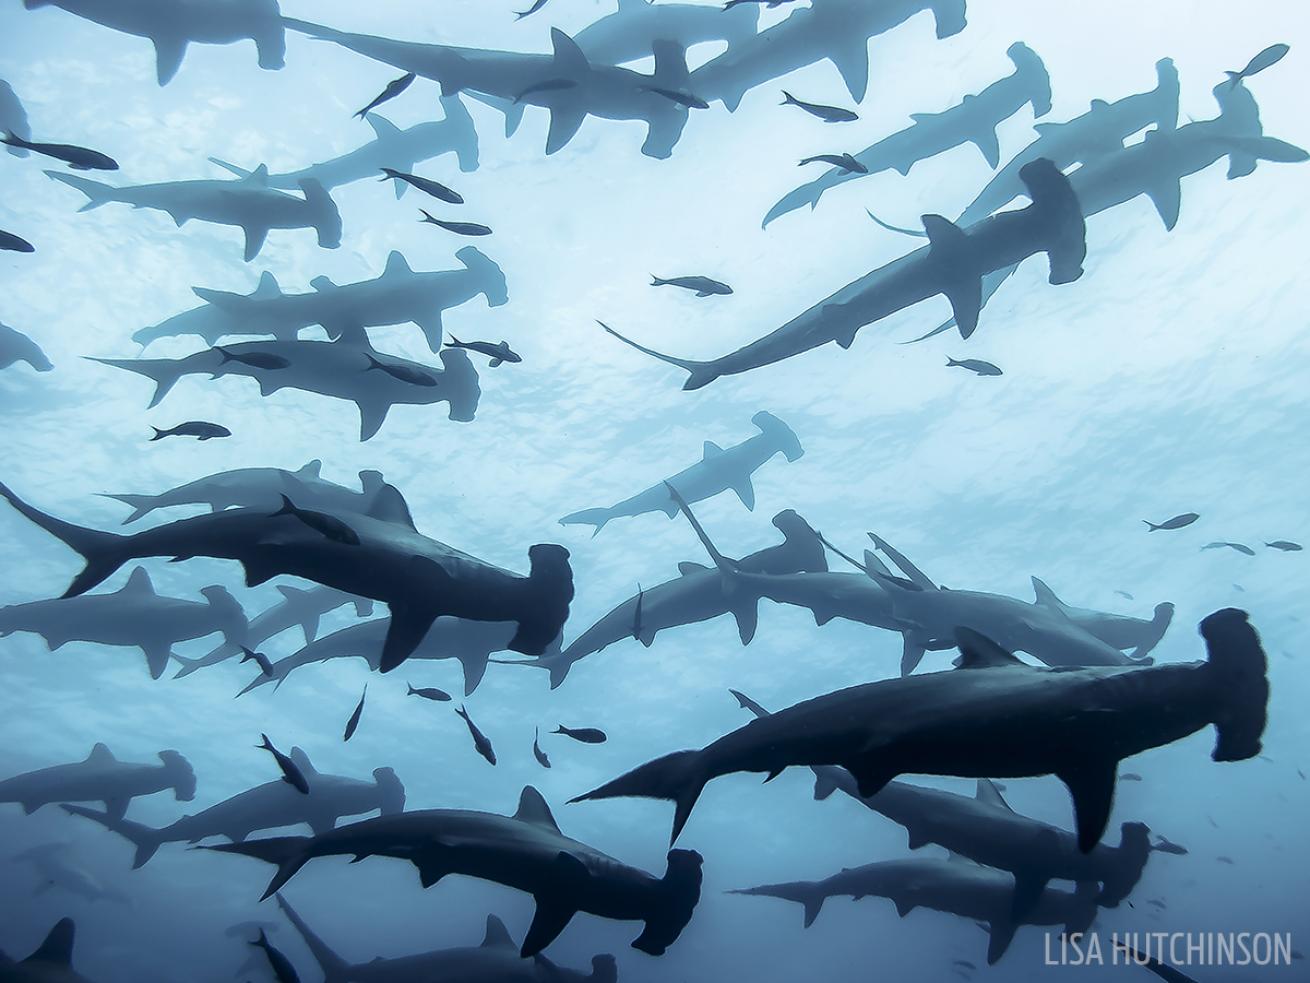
1;0;1307;979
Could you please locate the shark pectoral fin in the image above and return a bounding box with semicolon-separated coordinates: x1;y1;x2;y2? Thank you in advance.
730;476;756;510
380;599;439;674
545;103;587;155
844;755;893;800
1146;179;1182;231
299;615;321;643
141;643;172;680
240;557;282;588
1058;757;1119;853
732;601;759;645
522;852;587;956
922;215;982;338
986;918;1019;964
900;635;927;676
242;225;269;262
489;357;503;368
971;128;1002;169
457;650;490;695
828;40;871;102
103;797;129;821
357;401;392;442
893;897;916;918
151;34;189;86
905;827;930;850
1010;871;1051;921
416;857;448;888
416;314;444;353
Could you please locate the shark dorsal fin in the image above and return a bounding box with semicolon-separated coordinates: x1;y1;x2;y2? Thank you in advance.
86;742;116;764
976;778;1014;812
550;28;590;77
288;747;318;775
702;440;724;459
678;561;710;576
275;585;309;602
254;271;281;298
365;114;402;140
1031;576;1066;610
512;786;562;833
120;567;156;596
296;460;323;480
1090;98;1110;109
309;276;336;292
954;628;1026;669
364;485;416;530
245;164;270;185
481;915;515;949
383;251;412;276
24;918;75;965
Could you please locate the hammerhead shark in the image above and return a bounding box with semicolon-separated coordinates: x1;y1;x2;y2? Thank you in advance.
573;608;1268;852
45;165;341;262
208;96;480;197
0;918;98;982
559;411;803;533
574;0;759;68
133;248;506;352
764;42;1053;226
0;743;195;818
61;747;405;867
275;895;617;983
202;786;703;957
92;338;482;441
730;856;1099;964
602;157;1086;388
10;843;130;906
506;508;826;689
690;0;968;111
286;21;694;159
0;80;30;155
0;566;247;679
0;480;574;671
1029;577;1173;660
0;322;52;372
734;691;1154;920
20;0;286;86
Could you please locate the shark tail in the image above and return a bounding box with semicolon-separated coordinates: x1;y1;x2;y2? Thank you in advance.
596;320;721;391
665;484;739;582
1097;822;1152;907
275;894;351;983
761;181;827;229
60;805;165;868
44;170;116;211
1200;609;1268;762
199;836;313;900
170;651;219;679
86;356;189;408
557;508;612;535
490;652;576;690
97;492;158;525
728;882;827;928
570;749;708;845
0;482;130;596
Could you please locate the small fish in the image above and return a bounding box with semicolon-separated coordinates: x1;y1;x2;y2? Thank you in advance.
798;153;868;174
1;131;117;170
946;357;1002;377
1143;512;1199;532
1233;583;1246;592
378;168;463;204
780;91;858;123
354;72;416;119
1147;899;1168;910
419;209;492;237
1121;772;1143;781
406;683;451;702
0;229;34;253
150;421;231;441
1298;768;1306;781
455;705;496;765
633;584;644;642
553;725;607;744
212;345;289;371
1207;815;1219;828
1266;540;1303;551
1216;855;1235;865
256;733;309;794
533;726;551;769
445;335;521;367
513;78;577;104
250;928;301;983
1114;590;1135;600
363;352;438;387
239;647;274;677
642;86;709;110
650;275;733;297
724;0;800;8
515;0;551;19
1226;44;1290;87
271;495;361;546
952;961;977;971
343;686;366;742
1202;541;1255;556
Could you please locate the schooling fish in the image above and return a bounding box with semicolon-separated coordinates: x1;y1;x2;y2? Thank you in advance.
1203;541;1255;556
515;0;551;20
1266;540;1302;551
406;683;451;702
363;351;438;387
642;86;709;110
533;727;551;769
240;646;274;677
419;209;492;237
212;345;289;370
456;705;497;765
445;336;521;367
0;228;34;252
651;275;733;297
256;734;309;795
554;725;607;745
798;153;867;174
1226;44;1290;87
1144;513;1199;532
513;78;577;104
251;927;301;983
150;421;230;441
946;357;1003;376
1115;591;1136;600
343;686;366;742
1;131;117;170
271;495;361;547
780;91;858;123
379;167;463;204
354;72;416;120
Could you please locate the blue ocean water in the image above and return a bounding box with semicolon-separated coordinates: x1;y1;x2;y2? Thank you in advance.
1;1;1307;980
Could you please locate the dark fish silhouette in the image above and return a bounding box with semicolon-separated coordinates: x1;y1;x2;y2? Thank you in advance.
515;0;552;20
1151;835;1188;856
343;686;366;742
651;275;733;297
354;72;416;119
633;584;645;641
445;336;521;366
1216;855;1235;865
1266;540;1302;551
1;130;117;170
150;421;230;441
257;734;310;795
0;228;34;252
798;153;867;174
363;351;438;387
1115;591;1136;600
212;345;289;370
1226;44;1290;87
240;646;274;677
406;683;451;702
513;78;577;104
947;356;1003;376
642;86;709;110
456;705;497;765
251;927;301;983
1203;541;1255;556
271;495;361;546
379;167;463;204
780;90;857;123
1121;772;1143;781
419;209;492;237
1144;513;1199;532
533;726;551;769
554;725;607;744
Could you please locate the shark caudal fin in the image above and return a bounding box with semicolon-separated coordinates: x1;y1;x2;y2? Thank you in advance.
557;508;614;536
596;321;722;391
198;836;313;900
61;805;165;868
665;484;739;581
490;652;579;691
456;245;509;308
0;483;129;597
570;749;708;845
275;893;350;983
298;179;343;250
86;356;190;408
97;493;158;525
631;849;703;955
1097;821;1152;907
1200;608;1268;762
44;170;117;211
727;881;828;928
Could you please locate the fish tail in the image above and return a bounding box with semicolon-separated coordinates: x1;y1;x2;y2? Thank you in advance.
1142;520;1160;531
0;482;131;596
199;836;313;900
44;169;116;211
61;805;164;868
665;484;739;581
650;275;666;286
87;356;189;408
275;894;351;983
595;320;721;391
780;90;795;106
96;492;157;525
570;748;709;845
557;508;612;534
731;881;828;929
1201;609;1268;762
